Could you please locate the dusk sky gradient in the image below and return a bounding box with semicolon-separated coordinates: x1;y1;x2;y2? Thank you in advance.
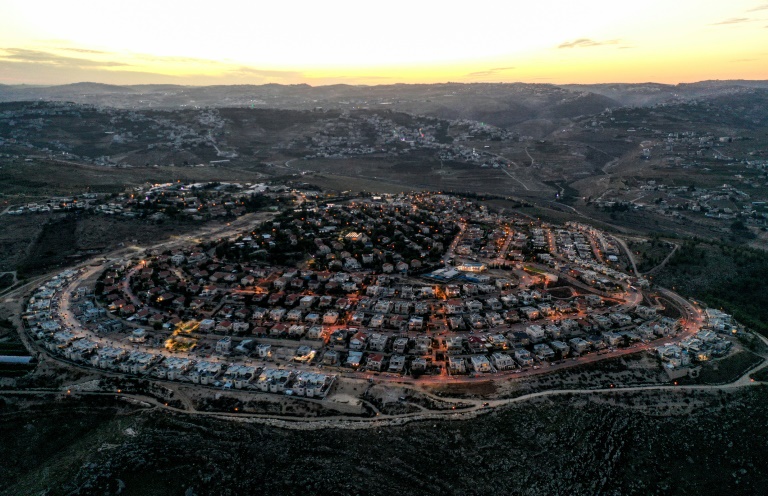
1;0;767;85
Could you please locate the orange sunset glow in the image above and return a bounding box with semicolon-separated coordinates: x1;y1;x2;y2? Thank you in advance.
1;0;767;85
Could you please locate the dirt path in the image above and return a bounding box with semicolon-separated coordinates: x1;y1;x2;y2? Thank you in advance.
602;158;620;174
611;235;640;277
7;323;766;430
524;147;535;167
499;167;531;191
644;242;680;276
4;343;765;430
0;271;18;286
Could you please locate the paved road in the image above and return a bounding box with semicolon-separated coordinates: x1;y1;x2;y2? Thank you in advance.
3;331;765;430
3;252;761;431
4;203;760;429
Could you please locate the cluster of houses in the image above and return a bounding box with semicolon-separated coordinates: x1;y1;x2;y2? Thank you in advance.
22;191;727;393
24;269;91;337
655;307;738;373
75;194;689;379
580;105;768;230
545;223;641;288
54;333;334;397
299;110;516;170
25;270;337;398
4;181;280;220
591;171;768;230
593;179;766;224
1;103;236;168
657;326;734;371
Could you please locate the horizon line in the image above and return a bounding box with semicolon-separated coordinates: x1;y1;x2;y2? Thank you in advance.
2;78;768;89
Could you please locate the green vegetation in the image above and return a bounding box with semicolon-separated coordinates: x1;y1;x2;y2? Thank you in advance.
628;236;676;273
0;365;34;377
499;354;667;399
0;342;29;356
0;273;14;290
164;337;197;353
654;239;768;335
523;265;548;275
3;388;768;495
750;367;768;382
679;351;764;385
0;157;264;199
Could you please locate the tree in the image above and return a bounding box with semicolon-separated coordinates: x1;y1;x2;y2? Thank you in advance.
731;220;747;231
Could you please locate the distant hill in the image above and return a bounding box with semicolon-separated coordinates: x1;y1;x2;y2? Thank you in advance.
2;80;765;135
559;80;768;107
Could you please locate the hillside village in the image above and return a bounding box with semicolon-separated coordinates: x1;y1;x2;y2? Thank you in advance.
5;98;768;243
2;181;281;220
581;103;768;234
0;102;518;169
20;192;740;400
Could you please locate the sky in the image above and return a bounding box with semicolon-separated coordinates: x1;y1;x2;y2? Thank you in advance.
0;0;767;86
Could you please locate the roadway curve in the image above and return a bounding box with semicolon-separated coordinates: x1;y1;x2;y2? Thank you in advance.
4;208;760;429
644;243;680;276
611;235;640;277
4;292;764;430
3;332;765;431
612;234;680;277
6;265;754;432
12;213;701;388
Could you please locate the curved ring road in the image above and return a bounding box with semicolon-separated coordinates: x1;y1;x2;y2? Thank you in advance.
4;214;764;429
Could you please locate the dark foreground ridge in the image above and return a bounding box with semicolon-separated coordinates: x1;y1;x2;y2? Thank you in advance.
2;386;768;495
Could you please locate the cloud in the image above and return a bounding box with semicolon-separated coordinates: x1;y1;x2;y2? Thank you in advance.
0;58;304;86
306;75;393;85
558;38;620;49
466;66;516;78
711;17;753;25
0;48;318;85
0;60;181;85
227;66;305;79
748;4;768;11
0;48;129;67
125;54;307;81
59;47;109;55
136;54;226;65
309;75;393;82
